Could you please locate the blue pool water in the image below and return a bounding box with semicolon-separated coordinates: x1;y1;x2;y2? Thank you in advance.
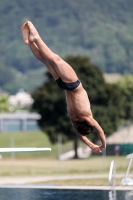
0;188;133;200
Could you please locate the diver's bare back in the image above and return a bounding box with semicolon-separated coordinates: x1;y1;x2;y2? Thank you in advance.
66;83;92;121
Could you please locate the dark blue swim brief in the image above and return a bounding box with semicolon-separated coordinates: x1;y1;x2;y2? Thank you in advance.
56;78;80;91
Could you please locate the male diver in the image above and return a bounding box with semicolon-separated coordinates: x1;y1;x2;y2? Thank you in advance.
22;21;106;154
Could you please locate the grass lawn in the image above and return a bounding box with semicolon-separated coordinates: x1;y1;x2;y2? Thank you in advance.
0;131;132;186
0;156;131;176
0;130;73;159
0;156;131;186
37;178;123;186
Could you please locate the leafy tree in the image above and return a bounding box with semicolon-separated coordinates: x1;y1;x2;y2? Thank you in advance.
92;83;123;138
1;0;133;93
0;64;15;86
0;95;9;113
32;55;122;158
116;75;133;120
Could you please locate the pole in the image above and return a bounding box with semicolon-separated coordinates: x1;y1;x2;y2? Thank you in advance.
102;148;106;171
58;135;62;173
10;137;15;176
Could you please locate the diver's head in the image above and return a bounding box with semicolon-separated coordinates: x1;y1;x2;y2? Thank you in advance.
75;121;93;136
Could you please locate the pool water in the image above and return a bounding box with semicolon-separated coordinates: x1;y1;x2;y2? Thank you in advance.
0;188;133;200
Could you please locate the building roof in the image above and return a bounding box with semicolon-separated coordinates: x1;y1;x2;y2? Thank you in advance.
104;73;121;83
107;125;133;144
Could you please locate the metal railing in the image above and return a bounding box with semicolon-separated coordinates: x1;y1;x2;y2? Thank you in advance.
121;153;133;186
108;160;116;200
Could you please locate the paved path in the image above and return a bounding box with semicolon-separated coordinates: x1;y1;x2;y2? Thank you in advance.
0;174;131;184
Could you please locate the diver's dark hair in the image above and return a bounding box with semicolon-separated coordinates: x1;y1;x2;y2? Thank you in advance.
75;121;93;136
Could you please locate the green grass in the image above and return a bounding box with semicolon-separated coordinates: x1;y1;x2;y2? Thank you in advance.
0;156;132;177
0;131;73;159
0;131;132;187
37;178;123;186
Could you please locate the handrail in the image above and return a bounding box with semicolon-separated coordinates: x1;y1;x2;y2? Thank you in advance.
125;154;133;179
108;160;116;200
108;160;116;186
121;153;133;186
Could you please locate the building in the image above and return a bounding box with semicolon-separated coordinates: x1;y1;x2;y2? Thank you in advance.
8;89;33;109
106;125;133;155
107;125;133;144
0;111;41;132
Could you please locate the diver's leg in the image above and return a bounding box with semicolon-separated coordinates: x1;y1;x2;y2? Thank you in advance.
27;21;78;83
22;22;59;80
29;42;59;80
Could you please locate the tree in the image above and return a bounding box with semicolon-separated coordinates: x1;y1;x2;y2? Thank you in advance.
116;75;133;120
91;83;123;140
0;95;9;113
0;64;15;86
32;55;121;158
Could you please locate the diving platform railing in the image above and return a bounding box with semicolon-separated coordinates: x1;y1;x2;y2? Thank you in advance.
108;160;116;200
121;153;133;186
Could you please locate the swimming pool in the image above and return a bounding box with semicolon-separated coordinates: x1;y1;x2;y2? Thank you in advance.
0;186;133;200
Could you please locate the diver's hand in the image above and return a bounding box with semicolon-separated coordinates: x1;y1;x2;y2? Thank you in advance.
92;145;102;154
99;145;106;152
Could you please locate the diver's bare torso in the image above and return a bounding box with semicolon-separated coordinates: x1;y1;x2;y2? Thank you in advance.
65;83;92;122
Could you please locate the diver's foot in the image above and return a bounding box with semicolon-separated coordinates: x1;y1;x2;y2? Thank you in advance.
21;22;30;44
27;21;40;42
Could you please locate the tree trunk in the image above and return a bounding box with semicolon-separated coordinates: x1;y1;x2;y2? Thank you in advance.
73;138;79;159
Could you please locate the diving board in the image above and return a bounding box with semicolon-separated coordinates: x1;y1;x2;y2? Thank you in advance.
0;147;51;153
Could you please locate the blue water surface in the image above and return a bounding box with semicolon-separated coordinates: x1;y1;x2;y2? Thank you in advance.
0;188;133;200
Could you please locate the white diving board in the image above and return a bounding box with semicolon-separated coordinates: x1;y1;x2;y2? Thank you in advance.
0;147;51;153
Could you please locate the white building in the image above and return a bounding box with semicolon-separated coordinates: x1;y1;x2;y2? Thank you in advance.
8;89;33;108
